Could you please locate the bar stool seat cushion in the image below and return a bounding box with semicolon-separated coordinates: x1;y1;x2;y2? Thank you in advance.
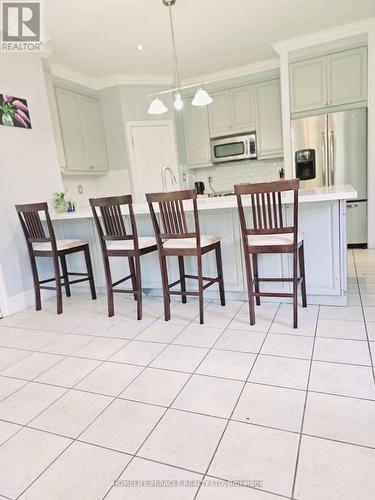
248;232;303;247
163;235;220;249
33;239;88;252
106;237;156;251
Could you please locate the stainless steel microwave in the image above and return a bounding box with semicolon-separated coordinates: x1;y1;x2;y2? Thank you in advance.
211;133;257;163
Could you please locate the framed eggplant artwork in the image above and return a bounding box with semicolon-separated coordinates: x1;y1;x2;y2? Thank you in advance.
0;94;32;129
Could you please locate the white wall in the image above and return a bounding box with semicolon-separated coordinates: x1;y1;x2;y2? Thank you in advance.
0;54;63;315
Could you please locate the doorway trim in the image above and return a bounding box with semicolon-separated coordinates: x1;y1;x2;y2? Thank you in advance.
125;120;179;200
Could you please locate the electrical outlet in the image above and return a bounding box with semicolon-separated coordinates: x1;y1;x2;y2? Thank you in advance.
78;185;83;194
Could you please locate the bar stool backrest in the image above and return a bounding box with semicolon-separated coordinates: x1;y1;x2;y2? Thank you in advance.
15;202;57;251
145;189;201;247
235;179;300;249
89;195;139;251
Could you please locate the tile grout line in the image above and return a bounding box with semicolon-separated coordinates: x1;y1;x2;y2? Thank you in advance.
192;302;283;499
290;304;320;500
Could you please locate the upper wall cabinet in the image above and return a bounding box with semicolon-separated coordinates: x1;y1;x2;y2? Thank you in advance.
208;86;256;137
183;99;211;167
290;47;367;114
55;88;108;174
255;80;283;159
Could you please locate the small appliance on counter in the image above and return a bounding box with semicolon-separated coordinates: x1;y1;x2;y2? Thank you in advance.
194;181;205;195
211;132;257;163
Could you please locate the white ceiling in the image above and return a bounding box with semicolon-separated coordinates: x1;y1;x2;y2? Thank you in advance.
46;0;375;80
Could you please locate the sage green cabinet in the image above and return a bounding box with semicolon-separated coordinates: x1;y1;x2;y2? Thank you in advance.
208;85;256;137
255;80;283;159
290;47;367;114
183;99;211;167
55;88;108;174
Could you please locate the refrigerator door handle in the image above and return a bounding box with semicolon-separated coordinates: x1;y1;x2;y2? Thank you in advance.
329;130;335;185
321;131;327;186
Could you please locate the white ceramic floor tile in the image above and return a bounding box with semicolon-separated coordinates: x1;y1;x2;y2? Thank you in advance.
1;352;64;380
316;319;367;340
107;457;202;500
214;330;265;353
0;328;63;351
0;376;26;401
367;323;375;341
172;374;243;418
30;389;112;438
233;383;305;432
196;484;283;499
361;293;375;306
364;306;375;322
270;316;317;336
150;344;209;373
120;367;190;406
192;309;236;329
0;420;21;445
72;316;122;335
249;355;310;390
309;361;375;399
75;361;143;396
229;313;273;333
294;435;375;500
304;392;375;447
104;318;155;339
319;305;363;321
109;340;166;366
0;427;71;499
80;399;165;454
196;349;256;381
172;325;224;348
0;347;31;371
208;421;299;497
0;382;66;424
261;334;313;359
139;409;226;472
19;441;130;500
39;333;93;355
72;337;128;360
313;338;371;366
137;322;185;343
36;356;101;388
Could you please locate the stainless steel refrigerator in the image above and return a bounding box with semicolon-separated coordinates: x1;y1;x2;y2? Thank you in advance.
291;108;367;246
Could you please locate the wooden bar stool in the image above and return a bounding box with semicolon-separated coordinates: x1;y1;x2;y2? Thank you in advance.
235;180;307;328
90;195;157;319
15;202;96;314
146;189;225;324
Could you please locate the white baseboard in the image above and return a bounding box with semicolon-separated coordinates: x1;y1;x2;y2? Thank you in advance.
1;288;55;317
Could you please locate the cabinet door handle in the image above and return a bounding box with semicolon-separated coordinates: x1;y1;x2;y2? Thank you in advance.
89;165;94;170
347;204;358;208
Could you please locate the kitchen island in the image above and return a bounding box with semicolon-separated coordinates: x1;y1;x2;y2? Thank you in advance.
49;185;356;306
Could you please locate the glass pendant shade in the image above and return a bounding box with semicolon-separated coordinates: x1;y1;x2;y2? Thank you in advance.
192;87;213;106
148;97;168;114
174;92;183;110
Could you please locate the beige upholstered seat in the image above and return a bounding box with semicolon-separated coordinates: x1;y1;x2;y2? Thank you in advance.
106;237;156;251
33;239;87;252
247;232;303;246
163;235;220;249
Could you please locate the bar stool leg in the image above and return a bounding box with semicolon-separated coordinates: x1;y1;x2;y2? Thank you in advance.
128;257;137;301
84;247;97;300
215;243;226;306
178;256;187;304
52;255;63;315
103;256;114;317
30;255;41;311
252;254;261;306
299;243;307;308
293;251;298;328
244;252;255;325
60;254;71;297
160;255;171;321
135;255;142;320
197;254;204;325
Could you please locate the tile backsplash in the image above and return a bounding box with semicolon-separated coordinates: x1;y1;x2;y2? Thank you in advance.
184;158;284;193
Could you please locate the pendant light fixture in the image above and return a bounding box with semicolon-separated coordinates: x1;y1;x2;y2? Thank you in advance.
147;0;213;114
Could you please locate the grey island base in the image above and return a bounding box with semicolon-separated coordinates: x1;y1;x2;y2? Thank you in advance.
47;185;356;307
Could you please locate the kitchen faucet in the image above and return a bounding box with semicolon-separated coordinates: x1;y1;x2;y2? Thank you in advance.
162;166;177;192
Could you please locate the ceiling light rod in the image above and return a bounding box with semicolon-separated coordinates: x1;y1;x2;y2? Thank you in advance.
147;81;210;98
163;0;181;90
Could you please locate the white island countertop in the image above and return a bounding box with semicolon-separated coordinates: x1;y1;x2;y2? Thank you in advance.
49;184;357;220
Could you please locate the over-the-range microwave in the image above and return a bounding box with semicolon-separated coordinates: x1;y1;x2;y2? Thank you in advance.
211;132;257;163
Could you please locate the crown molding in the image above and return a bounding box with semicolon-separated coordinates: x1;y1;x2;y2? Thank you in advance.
97;73;173;88
273;16;375;54
181;58;280;86
50;64;99;89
